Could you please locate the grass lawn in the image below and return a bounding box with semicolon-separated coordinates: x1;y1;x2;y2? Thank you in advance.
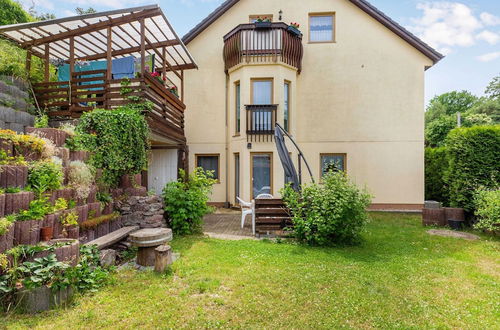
3;212;499;329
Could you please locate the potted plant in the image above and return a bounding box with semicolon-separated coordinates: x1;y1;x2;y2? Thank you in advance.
169;86;179;98
288;22;302;37
255;17;272;29
151;72;165;85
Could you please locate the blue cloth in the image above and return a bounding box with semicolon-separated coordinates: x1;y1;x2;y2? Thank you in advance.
112;56;135;79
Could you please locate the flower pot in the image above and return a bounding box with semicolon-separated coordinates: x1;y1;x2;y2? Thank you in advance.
40;226;53;242
448;219;464;231
287;26;302;37
255;21;272;29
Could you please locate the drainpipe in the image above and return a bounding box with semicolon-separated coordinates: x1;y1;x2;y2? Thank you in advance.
224;73;230;208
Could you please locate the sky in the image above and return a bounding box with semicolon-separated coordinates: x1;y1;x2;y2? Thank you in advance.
19;0;500;106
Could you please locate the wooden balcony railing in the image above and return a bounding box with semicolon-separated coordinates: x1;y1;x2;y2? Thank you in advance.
223;23;303;72
246;104;277;142
33;72;186;143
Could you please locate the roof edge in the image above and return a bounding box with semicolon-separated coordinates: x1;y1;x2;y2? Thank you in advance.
181;0;443;64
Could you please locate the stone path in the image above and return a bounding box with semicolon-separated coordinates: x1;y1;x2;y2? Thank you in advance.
427;229;480;241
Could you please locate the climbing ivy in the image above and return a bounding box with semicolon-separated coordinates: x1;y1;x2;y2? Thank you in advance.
75;107;150;187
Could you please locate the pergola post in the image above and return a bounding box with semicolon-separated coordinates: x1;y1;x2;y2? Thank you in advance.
106;26;112;109
25;50;32;78
69;37;75;112
162;47;166;80
181;70;184;102
44;45;50;82
140;18;145;75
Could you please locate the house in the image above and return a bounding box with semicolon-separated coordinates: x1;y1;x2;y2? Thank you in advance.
0;5;197;195
181;0;443;210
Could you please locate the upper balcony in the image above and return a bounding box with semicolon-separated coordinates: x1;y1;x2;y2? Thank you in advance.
223;22;303;73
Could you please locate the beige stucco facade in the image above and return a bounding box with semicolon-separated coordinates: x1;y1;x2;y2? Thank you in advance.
183;0;436;209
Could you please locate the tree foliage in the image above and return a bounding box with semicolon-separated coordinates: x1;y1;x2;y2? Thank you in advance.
485;74;500;100
446;125;500;211
425;90;478;124
0;0;32;25
425;147;448;203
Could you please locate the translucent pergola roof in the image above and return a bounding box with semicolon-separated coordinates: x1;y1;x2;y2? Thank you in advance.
0;5;197;71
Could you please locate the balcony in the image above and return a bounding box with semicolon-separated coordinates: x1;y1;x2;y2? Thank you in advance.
246;104;277;142
223;23;303;73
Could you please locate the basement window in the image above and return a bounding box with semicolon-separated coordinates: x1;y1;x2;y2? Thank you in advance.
196;154;220;181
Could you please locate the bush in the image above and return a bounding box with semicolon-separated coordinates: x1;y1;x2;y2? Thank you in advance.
473;189;500;233
425;115;456;147
28;160;63;196
67;160;94;200
75;107;149;187
281;171;372;246
446;125;500;211
425;147;448;203
162;168;216;235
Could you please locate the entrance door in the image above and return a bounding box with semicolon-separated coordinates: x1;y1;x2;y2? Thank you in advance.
148;149;178;195
251;153;272;198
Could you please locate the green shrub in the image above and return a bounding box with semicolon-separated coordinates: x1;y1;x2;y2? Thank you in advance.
28;160;63;196
0;0;32;25
474;189;500;232
162;168;216;235
425;147;449;203
75;107;149;187
281;171;372;246
0;216;14;235
34;114;49;128
16;198;52;221
425;115;456;147
446;125;500;211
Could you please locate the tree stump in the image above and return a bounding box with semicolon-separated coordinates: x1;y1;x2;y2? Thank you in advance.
154;244;172;273
129;228;172;267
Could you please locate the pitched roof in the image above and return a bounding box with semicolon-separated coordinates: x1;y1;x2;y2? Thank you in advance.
182;0;443;64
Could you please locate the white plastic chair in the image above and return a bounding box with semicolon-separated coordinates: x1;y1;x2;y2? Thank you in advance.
237;197;254;233
255;193;273;199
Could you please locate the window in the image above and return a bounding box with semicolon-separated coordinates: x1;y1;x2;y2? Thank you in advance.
309;13;335;42
235;81;240;134
249;15;273;23
284;81;290;132
251;79;273;131
196;154;220;181
320;153;346;176
252;79;273;104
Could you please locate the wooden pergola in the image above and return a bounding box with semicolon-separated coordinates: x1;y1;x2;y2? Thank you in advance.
0;5;197;144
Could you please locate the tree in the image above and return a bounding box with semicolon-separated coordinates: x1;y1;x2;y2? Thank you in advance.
469;98;500;123
75;7;96;15
0;0;32;25
485;74;500;100
425;90;478;124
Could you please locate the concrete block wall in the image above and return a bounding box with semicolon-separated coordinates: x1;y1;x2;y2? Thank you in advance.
0;77;36;133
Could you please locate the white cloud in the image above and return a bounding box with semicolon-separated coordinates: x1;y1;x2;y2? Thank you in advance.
480;12;500;26
409;2;500;53
476;30;500;45
477;51;500;62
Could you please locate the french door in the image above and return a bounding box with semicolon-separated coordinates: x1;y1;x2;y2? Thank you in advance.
251;153;272;198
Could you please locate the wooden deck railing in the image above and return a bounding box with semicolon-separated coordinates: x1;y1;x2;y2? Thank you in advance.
246;104;277;142
223;23;303;72
33;72;186;143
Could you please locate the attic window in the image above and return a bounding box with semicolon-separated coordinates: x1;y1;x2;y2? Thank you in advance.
309;13;335;43
249;15;273;23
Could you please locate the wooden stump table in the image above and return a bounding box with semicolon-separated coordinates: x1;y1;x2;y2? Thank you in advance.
128;228;173;267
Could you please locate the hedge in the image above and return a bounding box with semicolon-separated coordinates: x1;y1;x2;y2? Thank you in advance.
446;125;500;211
425;147;448;204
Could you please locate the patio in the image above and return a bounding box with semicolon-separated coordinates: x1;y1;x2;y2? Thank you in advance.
203;210;253;239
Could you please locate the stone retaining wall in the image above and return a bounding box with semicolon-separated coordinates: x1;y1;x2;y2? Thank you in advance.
115;195;166;229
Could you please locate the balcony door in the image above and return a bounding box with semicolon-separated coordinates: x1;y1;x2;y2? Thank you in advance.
251;152;273;198
251;79;273;131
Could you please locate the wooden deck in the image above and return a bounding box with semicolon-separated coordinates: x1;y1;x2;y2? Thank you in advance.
203;212;253;238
